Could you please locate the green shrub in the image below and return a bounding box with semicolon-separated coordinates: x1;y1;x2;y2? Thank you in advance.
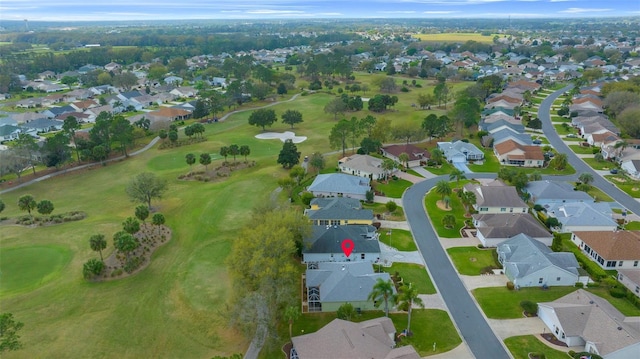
610;287;627;298
520;300;538;315
574;282;584;288
506;281;515;290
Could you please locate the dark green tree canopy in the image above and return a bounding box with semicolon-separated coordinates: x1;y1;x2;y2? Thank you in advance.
248;108;277;131
277;139;301;169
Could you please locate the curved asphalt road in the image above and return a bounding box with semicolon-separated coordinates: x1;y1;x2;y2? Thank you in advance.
403;173;509;359
538;85;640;215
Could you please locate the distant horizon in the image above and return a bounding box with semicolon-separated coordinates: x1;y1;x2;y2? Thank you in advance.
0;0;638;22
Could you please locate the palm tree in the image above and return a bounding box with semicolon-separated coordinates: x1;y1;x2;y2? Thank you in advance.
430;148;444;166
550;153;568;170
368;278;395;317
89;234;107;261
449;168;466;189
396;283;424;334
458;191;477;216
398;152;410;169
442;214;456;229
381;159;397;182
614;140;629;158
435;180;452;202
17;195;37;218
219;146;229;164
240;145;251;163
578;173;594;186
284;305;300;339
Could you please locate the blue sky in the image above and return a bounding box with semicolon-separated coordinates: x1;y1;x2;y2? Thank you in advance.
1;0;638;22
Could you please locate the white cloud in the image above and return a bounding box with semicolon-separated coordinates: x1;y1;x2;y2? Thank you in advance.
559;7;612;13
423;11;459;14
377;11;417;14
246;9;305;14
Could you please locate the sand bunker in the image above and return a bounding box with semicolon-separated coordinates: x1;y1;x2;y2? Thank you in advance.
255;131;307;143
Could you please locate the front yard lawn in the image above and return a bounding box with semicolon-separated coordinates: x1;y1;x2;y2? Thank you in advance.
582;157;615;171
447;247;500;276
605;175;640;198
424;162;454;176
378;228;418;251
374;178;413;198
585;286;640;316
473;286;577;319
362;202;406;221
424;187;467;238
553;124;577;135
468;150;501;173
381;262;436;295
505;335;569;359
569;144;596;155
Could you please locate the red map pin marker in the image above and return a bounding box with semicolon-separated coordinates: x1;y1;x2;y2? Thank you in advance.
341;239;354;257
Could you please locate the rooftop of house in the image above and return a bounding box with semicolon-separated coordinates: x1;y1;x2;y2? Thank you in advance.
573;231;640;260
546;202;617;228
473;213;552;239
525;181;594;203
539;289;640;356
498;233;580;278
339;154;385;175
381;143;429;161
304;225;380;255
291;317;420;359
308;174;371;196
305;261;393;302
494;139;544;160
305;198;373;222
465;183;528;208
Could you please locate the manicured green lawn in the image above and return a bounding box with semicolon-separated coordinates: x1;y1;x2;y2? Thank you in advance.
0;245;73;295
584;185;614;203
362;202;406;221
406;169;424;178
381;263;436;295
624;221;640;230
582;157;616;171
473;287;578;319
378;228;418;251
553;124;577;135
605;175;640;198
424;162;454;176
424;187;467;238
569;144;596;155
374;178;413;198
469;149;501;173
505;335;569;359
447;247;500;276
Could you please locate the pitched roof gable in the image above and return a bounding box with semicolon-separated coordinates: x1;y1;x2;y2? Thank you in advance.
573;231;640;260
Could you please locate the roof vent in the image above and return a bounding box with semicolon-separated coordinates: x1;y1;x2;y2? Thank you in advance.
589;300;594;304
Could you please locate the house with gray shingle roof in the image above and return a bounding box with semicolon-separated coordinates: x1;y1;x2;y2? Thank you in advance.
291;317;420;359
0;124;23;142
21;118;63;133
303;225;380;264
526;181;595;206
621;160;640;180
307;174;371;201
381;143;429;168
545;202;617;233
305;198;373;226
305;261;393;312
473;213;552;247
497;234;587;288
538;289;640;357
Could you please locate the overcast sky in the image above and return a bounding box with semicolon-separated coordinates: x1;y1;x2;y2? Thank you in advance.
1;0;638;22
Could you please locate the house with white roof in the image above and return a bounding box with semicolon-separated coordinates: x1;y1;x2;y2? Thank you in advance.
497;234;588;288
307;174;371;201
464;181;528;214
437;141;484;164
545;202;617;233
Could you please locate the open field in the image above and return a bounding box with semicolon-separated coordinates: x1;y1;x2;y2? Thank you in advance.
413;32;498;44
